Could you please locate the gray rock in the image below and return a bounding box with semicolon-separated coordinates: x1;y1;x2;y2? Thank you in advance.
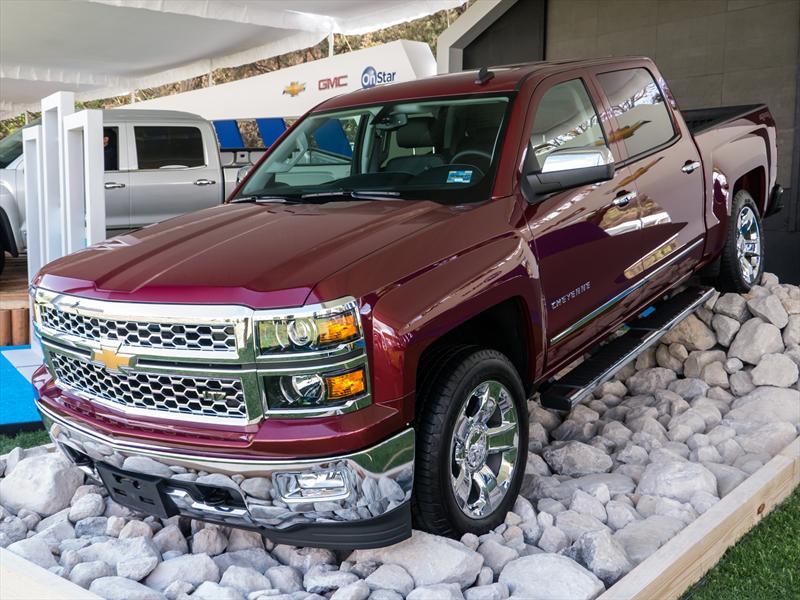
79;536;161;577
266;565;304;594
407;583;464;600
613;515;685;564
332;580;371;600
90;576;167;600
554;511;609;543
571;529;633;586
122;456;174;478
605;501;640;531
0;516;27;546
690;491;719;515
661;314;716;351
303;565;360;593
191;581;245;600
543;442;612;477
751;353;799;387
153;524;188;555
617;444;648;465
656;344;683;373
714;293;749;321
537;498;566;516
476;540;518;577
365;564;414;596
728;318;784;365
512;496;536;522
746;295;788;328
369;590;405;600
214;549;278;574
33;520;76;553
146;553;220;591
569;490;607;523
240;477;273;500
475;566;494;587
724;358;744;374
636;461;717;502
460;533;480;551
724;387;800;431
120;519;154;540
519;519;543;545
784;315;800;346
7;537;57;568
163;581;195;600
736;422;797;456
729;371;756;397
105;515;126;537
226;529;264;552
192;526;228;556
701;362;729;388
75;516;108;537
498;554;604;600
463;583;509;600
69;493;105;523
626;368;678;395
272;546;336;574
711;314;740;346
0;454;83;517
70;560;114;588
683;350;727;379
702;463;748;497
220;565;273;595
349;531;483;589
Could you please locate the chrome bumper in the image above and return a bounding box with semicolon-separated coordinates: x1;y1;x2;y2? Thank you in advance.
39;403;414;546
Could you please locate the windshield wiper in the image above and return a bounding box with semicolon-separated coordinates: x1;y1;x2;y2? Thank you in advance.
300;190;403;201
230;194;297;203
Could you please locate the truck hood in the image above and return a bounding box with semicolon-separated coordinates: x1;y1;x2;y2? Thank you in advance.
36;201;452;308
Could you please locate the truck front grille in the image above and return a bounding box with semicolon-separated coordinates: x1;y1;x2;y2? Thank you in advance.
50;352;247;420
40;305;236;352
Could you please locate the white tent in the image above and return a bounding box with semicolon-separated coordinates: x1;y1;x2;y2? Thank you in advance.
0;0;464;120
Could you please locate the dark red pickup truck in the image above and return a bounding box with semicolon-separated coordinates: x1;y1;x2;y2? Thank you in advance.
31;57;782;548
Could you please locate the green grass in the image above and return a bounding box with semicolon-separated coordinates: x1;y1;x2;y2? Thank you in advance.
0;429;50;455
683;486;800;600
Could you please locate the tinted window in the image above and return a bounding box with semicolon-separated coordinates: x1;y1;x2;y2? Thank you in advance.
596;68;675;159
529;79;605;166
103;127;119;171
134;126;204;169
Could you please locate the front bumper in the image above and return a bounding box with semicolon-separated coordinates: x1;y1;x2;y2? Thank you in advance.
39;401;414;548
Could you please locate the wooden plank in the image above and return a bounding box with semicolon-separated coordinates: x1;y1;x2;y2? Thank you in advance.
600;437;800;600
0;547;102;600
0;309;10;346
10;307;28;345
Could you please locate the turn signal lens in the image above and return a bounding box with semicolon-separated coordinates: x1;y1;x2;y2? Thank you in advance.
325;369;366;400
318;312;359;345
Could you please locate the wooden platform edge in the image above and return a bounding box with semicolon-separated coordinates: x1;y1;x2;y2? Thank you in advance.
600;437;800;600
0;547;103;600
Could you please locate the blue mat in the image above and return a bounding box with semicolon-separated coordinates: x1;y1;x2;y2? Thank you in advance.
0;345;41;428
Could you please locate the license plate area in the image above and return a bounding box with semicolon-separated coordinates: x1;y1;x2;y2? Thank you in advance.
96;462;176;519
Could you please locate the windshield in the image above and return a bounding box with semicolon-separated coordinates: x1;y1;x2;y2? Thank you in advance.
236;94;512;204
0;128;24;169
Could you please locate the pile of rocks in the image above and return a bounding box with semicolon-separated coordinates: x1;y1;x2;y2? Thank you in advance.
1;274;798;600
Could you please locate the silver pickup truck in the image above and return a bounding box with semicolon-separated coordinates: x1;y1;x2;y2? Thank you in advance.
0;109;254;275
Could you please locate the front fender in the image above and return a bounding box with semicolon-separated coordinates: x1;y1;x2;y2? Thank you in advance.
369;234;543;411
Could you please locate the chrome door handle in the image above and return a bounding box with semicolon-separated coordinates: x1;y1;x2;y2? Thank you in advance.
104;182;125;189
612;191;636;207
194;179;216;186
682;160;701;174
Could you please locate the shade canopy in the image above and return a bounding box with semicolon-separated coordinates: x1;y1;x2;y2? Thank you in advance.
0;0;463;120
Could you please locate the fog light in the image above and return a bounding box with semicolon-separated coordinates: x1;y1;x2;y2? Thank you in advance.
274;469;351;503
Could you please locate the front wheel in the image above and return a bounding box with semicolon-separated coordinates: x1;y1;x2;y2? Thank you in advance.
717;190;764;292
412;348;528;537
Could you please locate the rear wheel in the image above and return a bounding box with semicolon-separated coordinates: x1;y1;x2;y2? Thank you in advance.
717;190;764;292
412;348;528;537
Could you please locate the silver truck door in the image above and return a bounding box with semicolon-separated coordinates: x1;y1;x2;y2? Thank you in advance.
127;122;221;228
103;124;131;232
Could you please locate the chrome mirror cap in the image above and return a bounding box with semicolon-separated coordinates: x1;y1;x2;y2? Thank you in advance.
541;145;614;173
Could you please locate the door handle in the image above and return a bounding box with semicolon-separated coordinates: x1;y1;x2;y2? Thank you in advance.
681;160;701;174
612;190;636;207
104;182;125;189
194;179;216;186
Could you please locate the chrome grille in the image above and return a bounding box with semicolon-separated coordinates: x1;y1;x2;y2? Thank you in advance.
40;305;236;351
50;352;247;420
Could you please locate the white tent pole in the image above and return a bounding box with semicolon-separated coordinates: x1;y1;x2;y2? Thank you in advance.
22;125;44;354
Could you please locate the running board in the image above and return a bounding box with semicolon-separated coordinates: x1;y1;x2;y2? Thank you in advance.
539;286;715;411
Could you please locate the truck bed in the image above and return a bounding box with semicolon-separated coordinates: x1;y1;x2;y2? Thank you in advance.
682;104;766;135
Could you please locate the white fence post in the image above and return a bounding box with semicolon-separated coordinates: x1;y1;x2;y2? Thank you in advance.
63;110;105;251
40;91;75;261
22;125;44;355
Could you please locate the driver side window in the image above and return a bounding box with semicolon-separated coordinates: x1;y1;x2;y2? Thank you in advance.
530;79;605;167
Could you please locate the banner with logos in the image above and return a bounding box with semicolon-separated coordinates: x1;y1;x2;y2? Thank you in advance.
119;40;436;121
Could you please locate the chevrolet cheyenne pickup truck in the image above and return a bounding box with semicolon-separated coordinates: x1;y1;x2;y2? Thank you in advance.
31;57;783;548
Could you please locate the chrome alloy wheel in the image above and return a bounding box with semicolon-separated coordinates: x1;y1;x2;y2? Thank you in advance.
736;205;761;285
449;380;520;519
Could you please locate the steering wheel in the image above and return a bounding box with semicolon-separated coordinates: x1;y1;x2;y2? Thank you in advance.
451;149;493;164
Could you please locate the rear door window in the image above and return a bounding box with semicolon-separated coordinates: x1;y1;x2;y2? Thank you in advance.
596;68;676;159
133;126;205;169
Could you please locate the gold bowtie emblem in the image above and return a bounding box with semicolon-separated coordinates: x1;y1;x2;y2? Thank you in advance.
93;346;134;371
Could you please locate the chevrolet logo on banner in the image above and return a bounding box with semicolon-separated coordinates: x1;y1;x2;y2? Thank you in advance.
93;346;135;372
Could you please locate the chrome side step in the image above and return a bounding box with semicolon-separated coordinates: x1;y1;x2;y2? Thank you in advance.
539;286;715;411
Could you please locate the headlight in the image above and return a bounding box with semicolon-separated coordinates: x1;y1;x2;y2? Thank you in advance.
255;299;361;354
265;367;368;410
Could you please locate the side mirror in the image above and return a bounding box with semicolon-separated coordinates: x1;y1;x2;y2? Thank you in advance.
236;165;251;184
521;145;615;203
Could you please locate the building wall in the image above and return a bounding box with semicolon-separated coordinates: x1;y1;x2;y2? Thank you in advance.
546;0;799;231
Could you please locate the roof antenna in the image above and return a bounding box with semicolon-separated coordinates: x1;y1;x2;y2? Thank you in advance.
475;67;495;85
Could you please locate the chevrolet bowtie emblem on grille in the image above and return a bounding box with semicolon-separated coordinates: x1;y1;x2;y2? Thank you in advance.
93;346;135;372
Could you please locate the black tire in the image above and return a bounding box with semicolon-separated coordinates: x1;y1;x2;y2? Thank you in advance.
716;190;764;293
0;250;4;279
412;348;528;538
